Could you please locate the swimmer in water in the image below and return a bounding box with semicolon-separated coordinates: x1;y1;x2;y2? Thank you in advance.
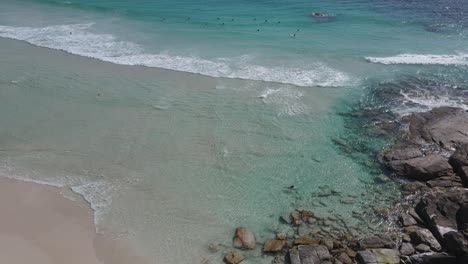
286;185;297;190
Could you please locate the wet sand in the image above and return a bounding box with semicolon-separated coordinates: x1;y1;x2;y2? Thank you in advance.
0;177;150;264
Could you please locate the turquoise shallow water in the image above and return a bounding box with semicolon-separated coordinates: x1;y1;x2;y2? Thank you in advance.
1;0;468;263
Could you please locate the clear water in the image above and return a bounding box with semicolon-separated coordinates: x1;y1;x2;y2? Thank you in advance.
0;0;468;263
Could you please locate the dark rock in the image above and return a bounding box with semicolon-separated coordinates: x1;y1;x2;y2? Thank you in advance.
336;252;352;264
399;242;415;256
414;244;431;252
449;143;468;170
400;213;417;227
426;177;463;188
288;244;331;264
233;227;256;249
405;107;468;150
458;204;468;239
381;148;423;162
224;252;245;264
443;231;468;257
359;234;395;249
457;166;468;187
409;253;457;264
415;190;467;241
410;229;442;251
401;181;427;192
381;147;452;180
263;239;286;253
356;249;399;264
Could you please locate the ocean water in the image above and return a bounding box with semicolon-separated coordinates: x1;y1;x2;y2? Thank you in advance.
0;0;468;263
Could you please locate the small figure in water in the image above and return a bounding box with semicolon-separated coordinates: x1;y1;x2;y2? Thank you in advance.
277;21;281;24
264;19;268;23
290;33;296;38
256;29;260;32
217;17;220;20
297;29;300;32
187;17;191;20
231;18;234;21
253;18;257;21
286;185;297;190
221;22;225;25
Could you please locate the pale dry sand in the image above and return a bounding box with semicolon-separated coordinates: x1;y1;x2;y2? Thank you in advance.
0;177;150;264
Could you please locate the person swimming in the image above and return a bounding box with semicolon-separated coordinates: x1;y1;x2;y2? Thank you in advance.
286;185;297;190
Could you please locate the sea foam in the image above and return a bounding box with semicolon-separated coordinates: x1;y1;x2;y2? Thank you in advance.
366;53;468;65
0;23;351;87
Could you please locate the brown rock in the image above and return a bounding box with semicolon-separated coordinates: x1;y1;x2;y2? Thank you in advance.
293;237;321;245
263;239;286;253
224;252;244;264
233;227;256;249
345;249;357;258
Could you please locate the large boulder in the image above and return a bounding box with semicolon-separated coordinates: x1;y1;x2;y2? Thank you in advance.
358;234;395;249
381;149;452;180
410;229;442;251
233;227;256;249
415;190;468;241
449;144;468;187
288;244;331;264
409;253;457;264
263;239;286;253
449;143;468;169
405;107;468;150
443;231;468;257
356;249;400;264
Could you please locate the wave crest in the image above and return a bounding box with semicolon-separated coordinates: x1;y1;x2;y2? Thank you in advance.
366;53;468;65
0;23;351;87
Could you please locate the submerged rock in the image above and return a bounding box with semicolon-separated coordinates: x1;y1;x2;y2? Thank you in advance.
224;252;245;264
288;244;331;264
263;239;286;253
359;234;395;249
233;227;256;249
356;249;400;264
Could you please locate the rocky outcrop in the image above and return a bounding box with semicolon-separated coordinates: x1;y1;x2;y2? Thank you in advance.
415;189;467;241
288;245;331;264
404;107;468;149
381;150;453;180
232;227;256;249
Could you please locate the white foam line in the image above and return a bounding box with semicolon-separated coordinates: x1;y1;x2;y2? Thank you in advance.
366;53;468;65
0;23;352;87
0;165;112;230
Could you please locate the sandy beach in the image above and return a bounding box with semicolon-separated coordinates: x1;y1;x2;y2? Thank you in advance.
0;176;149;264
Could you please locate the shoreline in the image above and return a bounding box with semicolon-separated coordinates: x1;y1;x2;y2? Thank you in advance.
0;176;150;264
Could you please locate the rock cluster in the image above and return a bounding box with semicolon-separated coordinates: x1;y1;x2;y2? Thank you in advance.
380;107;468;264
220;107;468;264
